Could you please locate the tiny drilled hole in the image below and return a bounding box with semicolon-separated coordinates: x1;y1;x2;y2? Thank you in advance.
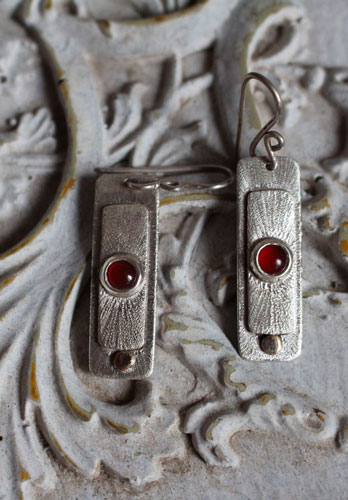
265;162;276;171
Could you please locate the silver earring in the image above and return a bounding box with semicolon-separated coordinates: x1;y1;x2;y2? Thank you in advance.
236;72;302;361
89;163;233;378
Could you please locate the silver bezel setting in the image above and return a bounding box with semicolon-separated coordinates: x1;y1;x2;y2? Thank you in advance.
100;254;144;297
250;237;293;283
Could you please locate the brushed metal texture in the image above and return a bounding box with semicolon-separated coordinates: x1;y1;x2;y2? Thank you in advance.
237;156;302;361
98;204;148;350
89;173;159;378
247;189;296;334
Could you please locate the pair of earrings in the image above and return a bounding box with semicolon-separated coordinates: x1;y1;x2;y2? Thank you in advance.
89;72;302;379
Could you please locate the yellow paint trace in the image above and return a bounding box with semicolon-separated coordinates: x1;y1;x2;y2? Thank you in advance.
97;20;111;37
330;297;342;306
223;357;247;392
52;436;78;468
311;197;330;211
20;470;30;481
302;290;320;298
339;221;348;256
65;393;91;422
0;274;16;290
59;178;75;201
181;339;224;351
30;361;40;402
105;418;140;435
160;192;218;206
281;404;296;416
42;0;52;9
206;417;223;441
0;174;76;261
323;216;335;231
65;275;79;302
164;317;188;332
255;393;277;406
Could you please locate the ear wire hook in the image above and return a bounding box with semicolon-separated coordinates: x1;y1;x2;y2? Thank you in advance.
236;72;285;170
98;164;234;191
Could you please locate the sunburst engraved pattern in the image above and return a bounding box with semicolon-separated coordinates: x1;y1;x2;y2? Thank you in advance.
97;204;149;350
247;189;297;334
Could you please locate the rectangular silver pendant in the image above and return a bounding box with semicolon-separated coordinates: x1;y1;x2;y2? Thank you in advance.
89;173;159;378
237;156;302;361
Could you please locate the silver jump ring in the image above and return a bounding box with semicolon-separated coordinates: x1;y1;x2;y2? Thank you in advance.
264;131;285;170
125;178;160;190
99;164;234;192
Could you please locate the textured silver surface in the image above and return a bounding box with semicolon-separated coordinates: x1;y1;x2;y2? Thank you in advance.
247;190;296;333
89;173;159;378
98;205;148;350
237;156;302;361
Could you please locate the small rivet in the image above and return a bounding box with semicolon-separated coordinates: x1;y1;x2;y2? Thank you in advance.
113;351;135;371
260;335;282;355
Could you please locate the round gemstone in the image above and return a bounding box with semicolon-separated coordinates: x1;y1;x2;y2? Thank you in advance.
106;259;138;291
257;244;289;276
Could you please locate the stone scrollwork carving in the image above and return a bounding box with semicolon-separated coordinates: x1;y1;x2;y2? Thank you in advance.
0;0;347;498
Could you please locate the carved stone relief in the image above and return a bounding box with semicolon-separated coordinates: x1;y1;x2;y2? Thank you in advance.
0;1;347;498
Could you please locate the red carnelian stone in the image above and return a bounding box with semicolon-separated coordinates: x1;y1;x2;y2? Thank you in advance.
106;260;138;291
257;244;289;276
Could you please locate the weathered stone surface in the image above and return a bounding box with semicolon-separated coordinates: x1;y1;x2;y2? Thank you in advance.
0;1;347;499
